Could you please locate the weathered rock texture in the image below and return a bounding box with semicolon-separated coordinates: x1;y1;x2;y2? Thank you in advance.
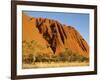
22;13;89;58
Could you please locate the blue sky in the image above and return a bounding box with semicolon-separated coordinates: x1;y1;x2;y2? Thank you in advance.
24;11;89;44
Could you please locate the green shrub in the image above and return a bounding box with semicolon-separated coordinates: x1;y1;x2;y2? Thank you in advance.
23;54;34;64
59;48;89;62
23;42;89;64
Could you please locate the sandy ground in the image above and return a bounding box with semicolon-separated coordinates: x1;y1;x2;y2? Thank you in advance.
22;62;89;69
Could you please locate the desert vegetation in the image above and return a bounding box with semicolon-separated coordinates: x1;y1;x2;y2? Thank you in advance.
22;14;89;69
22;40;89;68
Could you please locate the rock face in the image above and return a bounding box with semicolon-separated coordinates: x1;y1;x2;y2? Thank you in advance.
22;13;89;58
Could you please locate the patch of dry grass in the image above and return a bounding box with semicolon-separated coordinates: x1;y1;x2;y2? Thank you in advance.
22;62;89;69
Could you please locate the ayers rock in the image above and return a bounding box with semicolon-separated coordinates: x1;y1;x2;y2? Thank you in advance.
22;13;89;58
